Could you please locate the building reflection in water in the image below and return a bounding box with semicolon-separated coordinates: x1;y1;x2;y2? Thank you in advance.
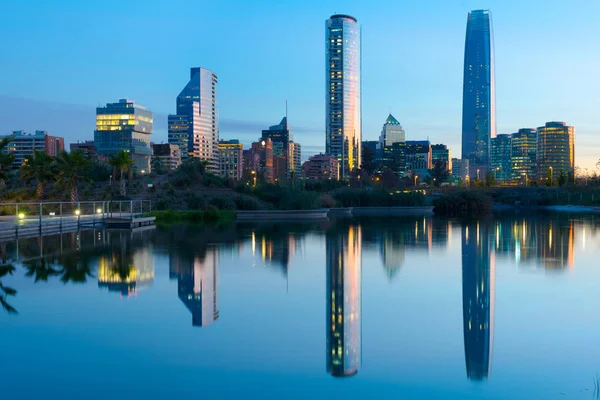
170;248;219;327
326;224;361;377
97;230;154;296
462;222;495;381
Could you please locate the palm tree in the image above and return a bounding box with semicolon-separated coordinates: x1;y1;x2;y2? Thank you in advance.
109;150;134;196
55;150;90;204
0;264;17;314
20;150;55;199
0;135;15;187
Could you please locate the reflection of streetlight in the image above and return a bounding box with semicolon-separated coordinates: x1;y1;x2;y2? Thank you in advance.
414;175;418;187
477;169;480;180
549;166;553;186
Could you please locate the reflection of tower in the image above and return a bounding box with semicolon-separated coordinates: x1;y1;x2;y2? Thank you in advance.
380;231;404;281
326;225;361;377
461;222;495;381
177;248;219;327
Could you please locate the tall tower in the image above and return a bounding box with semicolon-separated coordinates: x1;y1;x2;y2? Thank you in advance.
326;14;361;179
168;67;219;171
461;10;495;177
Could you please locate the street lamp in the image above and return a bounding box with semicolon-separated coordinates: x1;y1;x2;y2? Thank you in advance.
414;175;418;187
251;170;256;187
549;166;553;187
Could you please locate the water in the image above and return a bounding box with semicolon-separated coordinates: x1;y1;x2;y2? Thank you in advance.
1;213;600;399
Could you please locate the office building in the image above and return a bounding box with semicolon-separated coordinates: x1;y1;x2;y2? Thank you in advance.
326;224;361;377
70;140;97;159
379;114;405;148
326;14;361;178
168;67;219;170
303;154;340;180
288;141;302;178
452;158;470;183
510;128;537;185
245;138;273;182
432;144;452;172
262;116;291;158
462;10;495;176
151;143;181;171
490;134;512;181
405;140;432;173
94;99;153;172
537;122;575;180
381;142;406;176
2;130;65;167
217;140;243;180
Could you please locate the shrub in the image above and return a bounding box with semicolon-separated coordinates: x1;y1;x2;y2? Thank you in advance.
320;194;336;208
185;192;206;210
432;191;492;216
209;196;236;211
234;195;263;210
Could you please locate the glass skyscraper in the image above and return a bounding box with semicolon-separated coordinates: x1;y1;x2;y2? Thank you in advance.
326;14;361;179
511;128;537;184
490;134;512;182
462;10;495;175
94;99;153;172
537;121;575;180
168;67;219;170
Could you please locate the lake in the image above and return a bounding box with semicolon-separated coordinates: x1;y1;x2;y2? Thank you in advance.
1;213;600;399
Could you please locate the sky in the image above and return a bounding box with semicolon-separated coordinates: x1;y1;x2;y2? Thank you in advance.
0;0;598;169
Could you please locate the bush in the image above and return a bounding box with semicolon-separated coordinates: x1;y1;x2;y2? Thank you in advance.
185;192;206;210
432;191;492;216
320;194;336;208
209;196;236;211
234;195;263;210
332;188;425;207
155;198;169;210
278;191;320;210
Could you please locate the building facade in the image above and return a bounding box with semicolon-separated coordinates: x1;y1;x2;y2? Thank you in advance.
2;130;65;167
510;128;537;184
379;114;405;148
303;154;340;180
432;144;452;172
168;67;219;170
262;117;291;158
405;140;432;174
288;141;302;178
246;138;273;182
151;143;182;171
217;140;243;180
70;140;97;159
490;134;512;182
462;10;495;176
537;121;575;180
452;158;470;183
326;14;361;179
94;99;153;172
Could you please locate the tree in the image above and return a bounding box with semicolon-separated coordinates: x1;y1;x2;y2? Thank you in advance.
428;159;449;187
0;135;15;186
20;150;55;199
0;264;17;314
485;172;496;187
558;171;567;187
109;150;134;196
56;150;91;204
545;168;553;187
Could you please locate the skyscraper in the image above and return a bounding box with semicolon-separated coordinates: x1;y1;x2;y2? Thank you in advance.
326;14;361;179
168;67;219;170
462;222;495;381
537;122;575;181
510;128;537;184
462;10;495;176
490;134;512;181
326;223;361;377
379;114;405;148
94;99;153;172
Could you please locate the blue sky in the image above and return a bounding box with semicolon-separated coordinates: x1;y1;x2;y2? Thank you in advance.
0;0;598;169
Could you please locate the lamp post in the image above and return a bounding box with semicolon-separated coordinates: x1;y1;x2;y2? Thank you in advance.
251;170;256;187
549;166;553;187
414;175;418;187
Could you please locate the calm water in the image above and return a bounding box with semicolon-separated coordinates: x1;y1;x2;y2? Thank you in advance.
2;214;600;399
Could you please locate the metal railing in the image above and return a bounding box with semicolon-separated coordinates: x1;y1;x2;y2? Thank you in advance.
0;200;152;240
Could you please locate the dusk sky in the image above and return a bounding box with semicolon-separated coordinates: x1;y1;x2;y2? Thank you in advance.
1;0;598;169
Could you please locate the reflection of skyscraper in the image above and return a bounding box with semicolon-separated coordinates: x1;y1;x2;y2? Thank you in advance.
380;231;405;281
326;225;361;377
461;222;495;381
175;248;219;327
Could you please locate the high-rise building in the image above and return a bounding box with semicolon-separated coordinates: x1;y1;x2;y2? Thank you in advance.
379;114;405;148
326;224;361;377
151;143;181;171
381;142;406;176
168;67;219;170
262;117;291;158
432;144;452;172
288;141;302;178
462;222;495;381
303;154;340;180
94;99;153;172
452;158;470;183
510;128;537;185
537;122;575;180
1;130;64;167
405;140;432;173
326;14;361;179
462;10;495;176
247;138;273;182
490;134;512;181
217;140;243;180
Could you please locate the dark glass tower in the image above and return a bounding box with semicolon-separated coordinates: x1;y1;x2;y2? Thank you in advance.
462;10;495;175
461;222;495;380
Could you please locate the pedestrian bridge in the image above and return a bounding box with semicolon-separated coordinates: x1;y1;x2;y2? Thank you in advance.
0;200;153;241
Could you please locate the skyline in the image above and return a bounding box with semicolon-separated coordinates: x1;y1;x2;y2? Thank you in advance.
1;0;599;169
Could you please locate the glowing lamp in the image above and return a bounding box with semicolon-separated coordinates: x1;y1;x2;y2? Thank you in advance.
96;208;102;214
75;209;81;216
18;213;25;220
